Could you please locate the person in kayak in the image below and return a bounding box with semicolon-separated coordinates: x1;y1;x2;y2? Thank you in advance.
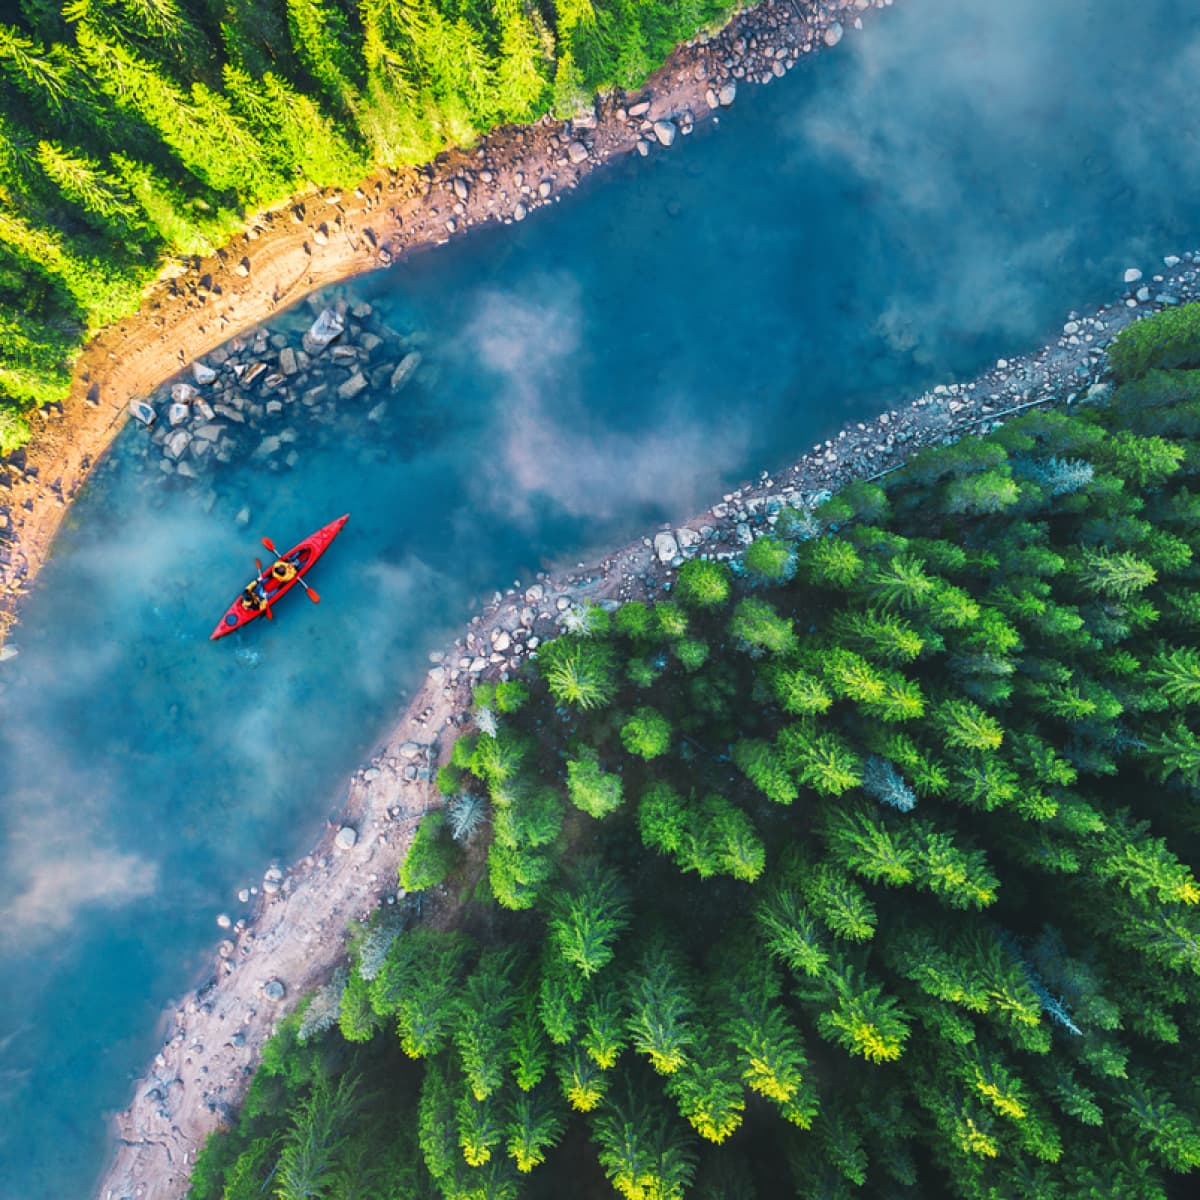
270;557;298;583
240;579;268;611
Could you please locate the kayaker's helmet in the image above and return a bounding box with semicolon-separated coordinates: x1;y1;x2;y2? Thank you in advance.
271;559;297;583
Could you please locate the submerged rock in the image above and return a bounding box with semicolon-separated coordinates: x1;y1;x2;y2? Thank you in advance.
302;307;345;355
191;361;217;386
390;352;422;392
824;22;844;47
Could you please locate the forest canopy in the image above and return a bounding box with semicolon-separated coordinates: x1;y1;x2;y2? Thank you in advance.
0;0;737;453
190;306;1200;1199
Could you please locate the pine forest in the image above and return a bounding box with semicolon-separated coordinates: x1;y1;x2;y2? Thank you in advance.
189;304;1200;1198
0;0;736;453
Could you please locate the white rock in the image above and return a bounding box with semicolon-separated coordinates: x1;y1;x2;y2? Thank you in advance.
1165;255;1182;268
0;646;18;663
654;531;680;563
167;402;190;427
171;383;197;404
1124;267;1143;284
191;361;217;386
718;82;737;106
164;430;191;459
216;913;232;929
567;141;589;164
653;120;677;147
452;177;470;202
513;203;528;221
636;139;650;157
824;22;844;47
334;826;358;850
302;307;345;354
128;400;156;427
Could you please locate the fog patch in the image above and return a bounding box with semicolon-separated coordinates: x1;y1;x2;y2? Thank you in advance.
0;768;158;952
460;282;752;524
788;0;1200;362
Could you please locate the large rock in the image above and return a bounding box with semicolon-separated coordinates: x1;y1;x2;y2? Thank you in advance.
824;21;844;47
302;307;345;355
337;372;368;401
164;430;191;460
278;346;298;376
653;119;677;147
253;435;281;458
390;352;422;391
191;361;217;386
167;402;190;427
567;141;589;164
171;383;197;404
654;531;680;564
718;82;737;106
1124;267;1143;284
128;400;156;428
334;826;358;850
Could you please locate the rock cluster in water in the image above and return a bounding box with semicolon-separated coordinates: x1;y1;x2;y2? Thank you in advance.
124;298;430;502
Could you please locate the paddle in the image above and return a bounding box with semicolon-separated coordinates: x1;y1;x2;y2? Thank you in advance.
254;557;273;620
261;536;320;603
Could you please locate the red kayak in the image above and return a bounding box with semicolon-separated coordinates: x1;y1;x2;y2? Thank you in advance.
210;514;349;640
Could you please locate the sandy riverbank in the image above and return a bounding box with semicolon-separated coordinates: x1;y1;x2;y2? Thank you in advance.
95;237;1200;1198
0;0;879;651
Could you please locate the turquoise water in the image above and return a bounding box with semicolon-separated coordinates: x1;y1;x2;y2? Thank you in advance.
2;0;1199;1194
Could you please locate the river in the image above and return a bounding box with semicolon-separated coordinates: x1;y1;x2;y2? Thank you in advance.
1;0;1198;1195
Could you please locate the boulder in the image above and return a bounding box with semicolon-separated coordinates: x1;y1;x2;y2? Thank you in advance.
653;120;677;147
242;361;267;386
628;100;651;117
334;826;358;851
213;404;245;423
1124;267;1143;284
337;372;368;401
302;307;345;355
571;109;598;131
824;21;844;47
263;979;286;1001
253;435;281;458
167;402;190;427
171;383;197;404
278;346;298;376
128;400;156;428
513;202;528;221
719;82;737;106
191;361;217;386
452;177;470;202
567;141;589;164
262;866;284;894
164;430;191;460
390;352;422;391
654;531;680;564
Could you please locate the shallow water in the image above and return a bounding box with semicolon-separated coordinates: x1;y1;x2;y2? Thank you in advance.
3;0;1199;1194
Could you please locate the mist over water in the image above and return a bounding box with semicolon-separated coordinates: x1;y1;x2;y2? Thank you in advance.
2;1;1199;1194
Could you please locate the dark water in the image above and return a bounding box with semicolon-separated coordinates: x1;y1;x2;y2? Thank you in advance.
2;0;1199;1194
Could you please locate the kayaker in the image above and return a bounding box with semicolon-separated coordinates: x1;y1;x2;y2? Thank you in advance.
240;580;267;612
270;557;298;583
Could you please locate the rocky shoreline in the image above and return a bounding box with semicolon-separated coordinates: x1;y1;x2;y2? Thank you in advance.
96;247;1200;1199
0;0;883;651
